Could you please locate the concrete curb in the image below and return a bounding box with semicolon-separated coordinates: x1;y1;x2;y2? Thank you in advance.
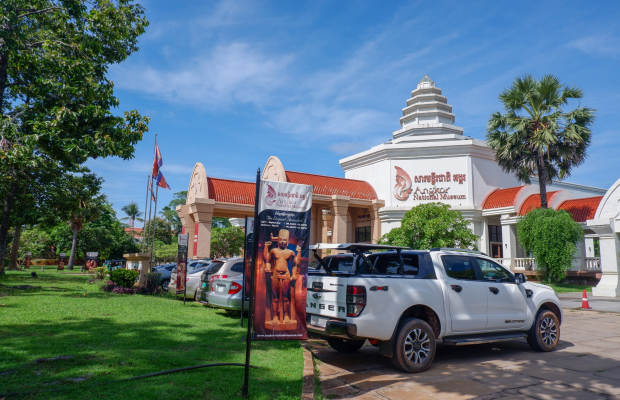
301;345;315;400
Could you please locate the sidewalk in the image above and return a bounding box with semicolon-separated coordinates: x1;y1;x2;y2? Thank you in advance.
559;291;620;312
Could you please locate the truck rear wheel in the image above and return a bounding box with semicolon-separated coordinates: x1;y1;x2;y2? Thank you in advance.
527;309;560;352
326;337;366;353
390;318;436;373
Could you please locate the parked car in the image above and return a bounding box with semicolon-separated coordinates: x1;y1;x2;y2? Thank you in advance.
196;257;245;304
168;259;211;296
151;263;176;291
307;243;562;374
207;276;248;311
103;259;126;271
171;267;210;300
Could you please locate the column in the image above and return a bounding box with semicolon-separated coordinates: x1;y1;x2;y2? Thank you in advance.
500;216;517;270
330;195;350;250
320;209;331;258
585;237;596;257
370;200;385;244
592;233;620;297
176;204;194;244
479;219;489;256
189;198;215;259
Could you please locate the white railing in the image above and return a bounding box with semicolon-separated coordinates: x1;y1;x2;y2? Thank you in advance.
585;257;601;270
514;258;536;271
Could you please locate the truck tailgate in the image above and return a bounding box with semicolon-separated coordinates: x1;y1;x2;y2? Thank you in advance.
306;275;347;320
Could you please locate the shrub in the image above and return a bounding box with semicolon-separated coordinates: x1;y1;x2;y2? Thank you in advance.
380;202;479;249
90;267;108;280
138;272;162;295
109;269;140;288
101;281;138;294
517;208;583;283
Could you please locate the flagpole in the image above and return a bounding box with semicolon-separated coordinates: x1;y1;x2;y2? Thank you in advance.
151;183;159;265
146;178;154;254
142;175;150;252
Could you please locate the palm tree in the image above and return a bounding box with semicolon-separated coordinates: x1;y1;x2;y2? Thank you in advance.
67;196;103;270
486;75;595;208
121;202;144;232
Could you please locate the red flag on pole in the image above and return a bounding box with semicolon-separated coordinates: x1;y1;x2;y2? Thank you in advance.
152;142;163;177
156;171;171;190
148;179;156;201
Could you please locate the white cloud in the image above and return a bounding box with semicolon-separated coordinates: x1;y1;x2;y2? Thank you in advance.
568;34;620;56
112;42;293;108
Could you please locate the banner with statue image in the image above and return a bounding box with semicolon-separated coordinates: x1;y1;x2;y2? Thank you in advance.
253;180;312;341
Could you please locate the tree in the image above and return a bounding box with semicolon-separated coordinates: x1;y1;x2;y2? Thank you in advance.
121;202;143;231
0;0;150;272
159;191;186;234
67;195;105;269
50;200;139;261
379;202;479;250
210;226;245;259
517;208;583;283
143;218;172;245
153;240;177;264
486;75;595;208
213;217;231;228
18;227;52;259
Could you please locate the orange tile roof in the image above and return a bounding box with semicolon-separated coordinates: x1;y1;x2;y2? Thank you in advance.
482;186;526;210
556;196;603;222
285;171;377;200
124;227;143;233
518;191;559;216
208;178;256;205
206;172;377;204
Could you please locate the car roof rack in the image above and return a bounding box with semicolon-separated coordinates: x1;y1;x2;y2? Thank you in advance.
309;243;410;251
430;247;488;256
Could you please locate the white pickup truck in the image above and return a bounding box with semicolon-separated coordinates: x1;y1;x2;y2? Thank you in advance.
306;244;562;373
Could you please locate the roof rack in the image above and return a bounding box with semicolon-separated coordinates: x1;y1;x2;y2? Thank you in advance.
430;247;488;256
309;243;409;251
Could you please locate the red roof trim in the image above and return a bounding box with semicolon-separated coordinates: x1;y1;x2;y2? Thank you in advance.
518;191;559;216
208;177;256;205
285;170;377;200
556;196;603;222
482;186;526;210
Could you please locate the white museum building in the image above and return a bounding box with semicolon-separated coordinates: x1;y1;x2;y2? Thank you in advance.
179;75;620;296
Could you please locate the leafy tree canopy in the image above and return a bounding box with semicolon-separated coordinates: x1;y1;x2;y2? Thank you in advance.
379;202;479;250
143;217;172;245
486;74;595;208
210;226;244;259
0;0;150;271
517;208;583;283
159;191;186;235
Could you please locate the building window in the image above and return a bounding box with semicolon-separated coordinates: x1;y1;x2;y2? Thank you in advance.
489;225;502;243
355;226;371;243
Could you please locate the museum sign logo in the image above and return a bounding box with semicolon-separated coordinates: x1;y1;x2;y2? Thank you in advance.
394;166;466;201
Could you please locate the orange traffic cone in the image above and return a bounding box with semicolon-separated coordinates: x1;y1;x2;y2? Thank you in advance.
580;289;592;310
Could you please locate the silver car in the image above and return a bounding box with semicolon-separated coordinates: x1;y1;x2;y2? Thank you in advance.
196;257;245;303
208;276;249;311
168;259;210;296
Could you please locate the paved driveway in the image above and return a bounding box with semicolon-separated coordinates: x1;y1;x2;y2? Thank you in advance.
309;309;620;399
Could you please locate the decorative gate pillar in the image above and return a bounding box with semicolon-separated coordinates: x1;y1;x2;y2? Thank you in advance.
370;199;385;243
189;198;215;259
331;195;350;251
175;204;193;237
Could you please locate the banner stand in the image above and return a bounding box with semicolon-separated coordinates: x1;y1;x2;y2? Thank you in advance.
242;169;261;398
241;215;248;328
176;234;189;306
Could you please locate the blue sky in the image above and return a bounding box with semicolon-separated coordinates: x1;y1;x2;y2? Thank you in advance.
89;0;620;224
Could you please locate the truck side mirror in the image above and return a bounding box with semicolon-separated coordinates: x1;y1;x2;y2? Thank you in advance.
515;273;527;285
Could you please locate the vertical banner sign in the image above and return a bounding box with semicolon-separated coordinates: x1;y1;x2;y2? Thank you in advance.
86;252;99;271
58;253;66;271
243;217;255;301
25;252;32;269
253;180;312;340
176;234;189;294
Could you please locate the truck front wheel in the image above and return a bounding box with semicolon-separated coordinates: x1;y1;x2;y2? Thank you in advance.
390;318;436;373
326;337;366;353
527;309;560;352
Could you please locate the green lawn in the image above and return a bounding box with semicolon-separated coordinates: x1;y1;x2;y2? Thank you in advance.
546;283;593;293
0;268;303;399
